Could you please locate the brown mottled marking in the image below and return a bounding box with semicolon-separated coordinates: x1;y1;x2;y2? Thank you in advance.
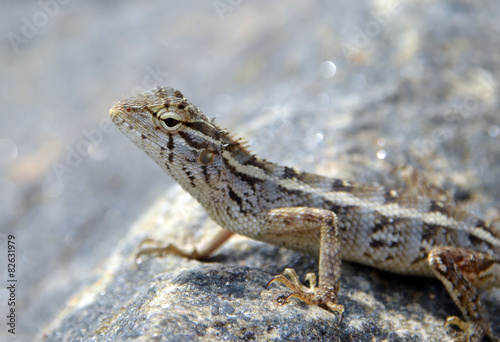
384;189;398;203
173;89;184;98
184;121;221;140
283;166;299;179
177;101;188;110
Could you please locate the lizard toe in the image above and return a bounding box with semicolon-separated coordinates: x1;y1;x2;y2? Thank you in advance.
446;315;494;342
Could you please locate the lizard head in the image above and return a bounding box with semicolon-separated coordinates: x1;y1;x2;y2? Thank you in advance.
110;87;229;195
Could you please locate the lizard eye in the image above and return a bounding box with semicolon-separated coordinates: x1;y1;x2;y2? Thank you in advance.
199;148;216;165
158;112;182;131
164;117;180;127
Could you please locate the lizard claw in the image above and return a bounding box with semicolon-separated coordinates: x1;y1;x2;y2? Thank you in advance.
135;239;200;264
445;315;496;342
275;294;289;306
266;268;344;324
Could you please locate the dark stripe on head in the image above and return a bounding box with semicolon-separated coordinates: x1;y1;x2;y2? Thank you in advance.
167;134;174;150
184;121;221;141
202;165;210;183
173;90;184;99
178;131;207;150
183;166;196;188
144;106;157;117
177;101;189;110
227;186;247;214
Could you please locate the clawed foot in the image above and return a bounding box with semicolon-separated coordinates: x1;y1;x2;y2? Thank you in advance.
135;238;200;264
266;268;344;324
445;315;496;342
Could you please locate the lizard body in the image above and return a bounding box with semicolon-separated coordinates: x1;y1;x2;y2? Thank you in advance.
110;87;500;341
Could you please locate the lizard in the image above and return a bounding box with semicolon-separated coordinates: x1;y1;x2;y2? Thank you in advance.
110;86;500;342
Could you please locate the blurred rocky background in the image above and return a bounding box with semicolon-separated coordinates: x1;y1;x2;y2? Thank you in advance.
0;1;499;341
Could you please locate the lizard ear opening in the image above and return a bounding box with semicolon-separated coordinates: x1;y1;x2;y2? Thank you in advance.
199;148;216;165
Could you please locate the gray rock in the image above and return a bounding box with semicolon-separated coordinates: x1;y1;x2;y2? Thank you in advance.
40;187;499;341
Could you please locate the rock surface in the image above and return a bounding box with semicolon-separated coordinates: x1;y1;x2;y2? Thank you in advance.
41;188;499;342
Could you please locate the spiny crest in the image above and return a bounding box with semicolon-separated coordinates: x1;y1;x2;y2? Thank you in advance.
226;135;251;153
153;87;261;163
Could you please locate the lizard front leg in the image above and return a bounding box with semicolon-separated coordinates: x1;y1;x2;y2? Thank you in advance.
264;207;344;319
428;247;499;342
136;229;234;262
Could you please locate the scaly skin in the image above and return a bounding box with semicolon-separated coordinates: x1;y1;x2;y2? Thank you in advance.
110;87;500;341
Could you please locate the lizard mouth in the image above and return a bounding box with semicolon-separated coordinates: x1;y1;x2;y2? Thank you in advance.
109;105;139;128
109;105;125;122
109;105;183;161
109;106;118;118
